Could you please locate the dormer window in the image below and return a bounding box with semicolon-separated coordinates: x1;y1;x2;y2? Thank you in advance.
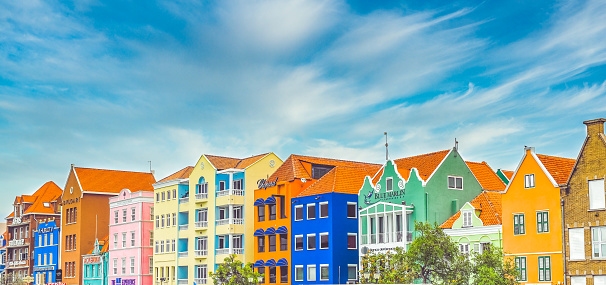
462;210;473;227
311;164;334;180
43;203;50;208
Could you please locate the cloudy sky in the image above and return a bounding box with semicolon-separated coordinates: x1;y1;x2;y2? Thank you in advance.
1;0;606;215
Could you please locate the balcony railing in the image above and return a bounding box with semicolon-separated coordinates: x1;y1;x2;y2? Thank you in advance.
179;197;189;204
195;193;208;200
179;224;188;231
216;218;243;226
195;221;208;229
361;231;407;245
195;249;208;257
194;278;207;284
216;189;244;197
178;279;188;285
216;248;243;255
178;251;188;258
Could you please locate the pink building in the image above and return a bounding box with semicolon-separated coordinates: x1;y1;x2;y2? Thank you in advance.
108;189;154;285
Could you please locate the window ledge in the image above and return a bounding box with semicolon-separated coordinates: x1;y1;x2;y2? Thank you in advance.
588;208;606;212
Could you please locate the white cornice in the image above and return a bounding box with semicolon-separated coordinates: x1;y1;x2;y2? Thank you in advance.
109;196;154;208
443;225;502;236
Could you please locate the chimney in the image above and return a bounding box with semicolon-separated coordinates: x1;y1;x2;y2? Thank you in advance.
583;118;606;136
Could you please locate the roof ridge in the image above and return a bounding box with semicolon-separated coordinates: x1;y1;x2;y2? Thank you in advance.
297;167;338;197
75;167;153;174
394;149;450;162
535;153;575;161
292;154;381;166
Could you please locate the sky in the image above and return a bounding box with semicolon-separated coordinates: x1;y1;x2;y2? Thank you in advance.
1;0;606;216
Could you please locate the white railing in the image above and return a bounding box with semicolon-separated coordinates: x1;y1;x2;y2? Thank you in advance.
216;248;230;255
195;221;208;228
232;248;244;254
179;224;188;231
361;232;408;245
195;249;208;256
216;189;244;197
194;278;207;284
196;193;208;200
178;251;188;258
216;218;243;226
178;279;188;285
179;197;189;204
216;248;243;255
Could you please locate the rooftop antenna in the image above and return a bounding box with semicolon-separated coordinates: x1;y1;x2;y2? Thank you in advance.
454;138;458;151
148;161;152;173
384;132;389;161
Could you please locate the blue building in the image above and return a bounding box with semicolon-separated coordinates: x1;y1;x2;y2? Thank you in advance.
0;232;7;278
291;166;377;285
34;220;60;285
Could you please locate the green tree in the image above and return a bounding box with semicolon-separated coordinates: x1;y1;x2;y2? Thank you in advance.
0;273;25;285
209;254;262;285
359;247;414;284
471;245;518;285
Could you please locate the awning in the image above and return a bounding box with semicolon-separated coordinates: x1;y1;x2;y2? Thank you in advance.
265;259;276;267
254;198;265;206
264;227;276;235
276;226;288;234
254;229;265;237
254;260;265;268
264;196;276;205
276;258;288;266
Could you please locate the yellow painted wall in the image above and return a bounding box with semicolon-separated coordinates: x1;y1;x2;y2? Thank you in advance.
153;181;181;285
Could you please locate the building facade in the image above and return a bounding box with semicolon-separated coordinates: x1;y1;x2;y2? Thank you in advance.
108;189;154;285
0;232;7;278
60;166;156;285
82;236;109;285
5;181;62;281
501;147;574;284
563;118;606;285
254;155;380;285
34;220;60;285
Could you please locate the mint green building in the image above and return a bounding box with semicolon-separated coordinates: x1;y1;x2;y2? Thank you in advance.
82;238;109;285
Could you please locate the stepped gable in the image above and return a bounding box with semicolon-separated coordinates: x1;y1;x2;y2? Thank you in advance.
158;166;194;182
440;191;502;228
535;154;575;185
267;154;382;183
466;161;506;191
372;150;450;183
75;167;156;193
297;166;379;197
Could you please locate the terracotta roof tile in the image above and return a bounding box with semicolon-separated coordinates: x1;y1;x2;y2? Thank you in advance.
159;166;194;182
466;161;506;191
372;150;450;183
502;170;514;180
297;166;377;197
441;191;502;228
204;153;270;170
86;235;110;255
268;154;381;183
536;154;575;185
75;167;156;193
236;153;270;169
24;181;62;214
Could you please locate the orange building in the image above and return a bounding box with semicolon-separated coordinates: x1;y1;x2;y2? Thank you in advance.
60;166;155;285
253;155;380;285
501;147;574;284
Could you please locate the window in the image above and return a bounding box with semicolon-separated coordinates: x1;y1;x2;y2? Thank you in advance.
312;164;333;179
295;235;303;251
269;204;276;220
114;233;118;249
150;207;154;221
515;256;527;281
131;207;136;221
524;174;535;188
173;189;177;199
258;267;265;283
319;202;328;218
347;233;357;249
114;211;119;224
569;227;585;260
156;193;160;202
295;266;303;281
593;226;606;258
294;205;303;221
258;206;265;222
219;181;226;191
166;214;171;227
348;264;357;280
113;258;118;275
269;267;276;283
74;209;77;223
589;179;606;210
161;240;165;253
514;214;525;235
233;179;243;190
172;213;176;226
269;235;276;252
161;214;165;228
280;234;287;251
155;241;159;253
131;231;136;247
320;264;329;281
172;239;176;252
571;277;587;285
122;209;127;222
280;266;288;283
162;191;165;201
537;211;549;233
307;234;316;250
280;196;286;219
459;243;469;255
307;204;316;220
386;177;393;192
156;215;159;228
448;176;463;190
307;265;316;281
150;231;154;247
462;209;473;227
49;253;53;265
120;232;125;247
122;257;126;274
347;202;357;218
320;233;329;249
130;257;135;274
538;256;551;281
167;191;171;201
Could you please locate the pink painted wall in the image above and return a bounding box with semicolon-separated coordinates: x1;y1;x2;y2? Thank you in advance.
108;189;154;285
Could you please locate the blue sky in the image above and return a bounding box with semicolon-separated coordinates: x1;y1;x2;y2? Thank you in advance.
1;0;605;216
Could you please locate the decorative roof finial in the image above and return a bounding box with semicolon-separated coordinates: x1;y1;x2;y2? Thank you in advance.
384;132;389;161
454;138;459;151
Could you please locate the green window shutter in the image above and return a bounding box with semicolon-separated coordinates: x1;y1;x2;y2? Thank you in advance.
520;215;525;234
544;212;549;233
514;215;519;235
537;212;542;233
538;256;544;281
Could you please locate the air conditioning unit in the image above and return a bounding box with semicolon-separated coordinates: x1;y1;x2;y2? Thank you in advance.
361;246;369;254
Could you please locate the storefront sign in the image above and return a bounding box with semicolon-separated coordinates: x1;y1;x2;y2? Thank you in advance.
61;198;79;205
257;177;278;189
9;239;24;246
39;227;54;234
34;266;54;271
9;260;27;266
47;283;66;285
13;217;22;224
83;256;101;264
112;278;135;285
55;269;62;282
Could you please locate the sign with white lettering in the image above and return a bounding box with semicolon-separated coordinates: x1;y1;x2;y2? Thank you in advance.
9;260;26;266
83;256;101;264
39;227;54;234
13;217;21;224
257;177;278;189
9;239;24;247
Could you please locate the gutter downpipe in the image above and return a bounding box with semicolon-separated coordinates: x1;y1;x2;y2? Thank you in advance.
561;194;567;285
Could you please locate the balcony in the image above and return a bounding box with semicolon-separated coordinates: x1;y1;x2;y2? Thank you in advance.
216;248;243;255
216;218;243;226
216;189;244;197
178;251;188;258
361;231;408;245
179;225;188;231
194;278;207;284
195;193;208;201
178;279;188;285
195;249;208;257
195;221;208;229
179;197;189;204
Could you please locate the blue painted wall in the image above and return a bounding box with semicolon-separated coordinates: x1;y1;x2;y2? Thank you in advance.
291;193;358;285
0;234;6;275
34;220;60;284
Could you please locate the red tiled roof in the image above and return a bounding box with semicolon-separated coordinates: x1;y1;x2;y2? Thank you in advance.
466;161;506;192
536;154;575;185
441;191;502;228
267;154;382;183
159;166;194;182
74;167;156;193
24;181;62;214
204;153;270;170
86;235;110;255
372;150;450;183
297;166;378;197
502;170;514;180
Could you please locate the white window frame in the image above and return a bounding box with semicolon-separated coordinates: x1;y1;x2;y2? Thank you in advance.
347;202;357;219
295;235;303;251
459;243;469;255
525;174;535;189
307;234;316;250
589;179;606;210
122;232;127;248
592;226;606;258
319;202;328;218
131;231;136;247
347;264;357;281
307;265;316;281
386;177;393;192
462;209;473;227
131;207;136;221
347;233;357;250
320;232;329;249
294;205;303;221
320;264;329;281
569;227;585;260
307;203;316;220
295;265;304;281
448;176;463;190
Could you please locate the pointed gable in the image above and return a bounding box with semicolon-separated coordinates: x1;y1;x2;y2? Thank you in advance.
159;166;194;182
204;153;270;170
466;161;506;192
371;150;450;184
441;191;502;228
74;167;156;193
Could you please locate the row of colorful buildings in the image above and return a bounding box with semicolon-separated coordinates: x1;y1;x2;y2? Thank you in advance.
0;118;605;285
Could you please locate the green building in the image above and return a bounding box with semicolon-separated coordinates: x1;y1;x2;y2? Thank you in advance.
82;237;109;285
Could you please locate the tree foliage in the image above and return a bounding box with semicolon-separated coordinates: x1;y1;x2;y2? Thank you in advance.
471;244;518;285
209;254;262;285
0;273;25;285
359;247;414;284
